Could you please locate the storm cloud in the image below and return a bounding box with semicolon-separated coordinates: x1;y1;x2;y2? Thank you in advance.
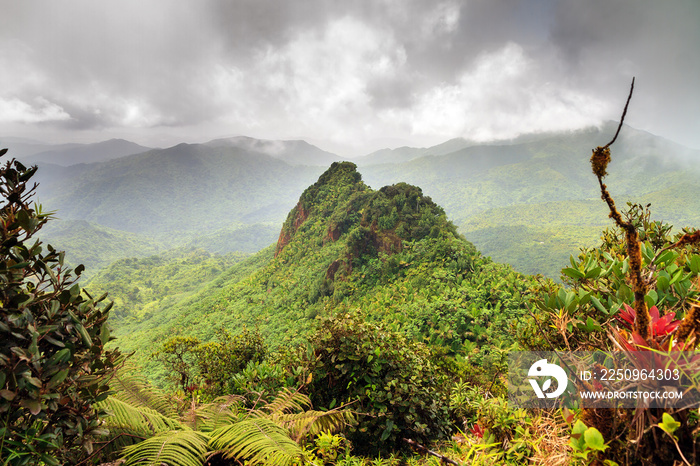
1;0;698;154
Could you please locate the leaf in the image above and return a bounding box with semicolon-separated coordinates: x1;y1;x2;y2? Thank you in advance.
21;399;42;415
75;322;93;347
569;420;587;452
590;296;607;315
47;348;72;365
100;322;111;346
654;250;677;266
209;418;302;466
658;412;681;439
690;255;700;274
562;267;585;280
584;427;607;451
97;397;182;436
561;407;574;424
47;369;69;388
584;266;602;279
380;419;394;442
8;261;30;269
121;430;208;466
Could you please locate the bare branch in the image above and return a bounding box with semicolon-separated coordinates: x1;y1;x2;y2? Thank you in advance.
604;77;635;149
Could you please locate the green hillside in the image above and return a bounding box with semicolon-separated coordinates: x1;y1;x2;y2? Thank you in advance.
107;162;537;385
362;123;700;276
461;201;607;278
86;248;247;321
37;219;164;277
35;143;326;236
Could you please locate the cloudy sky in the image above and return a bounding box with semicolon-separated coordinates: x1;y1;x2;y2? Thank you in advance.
1;0;698;156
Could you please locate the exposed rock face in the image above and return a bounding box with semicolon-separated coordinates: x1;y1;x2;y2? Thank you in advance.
275;203;309;256
325;259;344;280
325;224;341;242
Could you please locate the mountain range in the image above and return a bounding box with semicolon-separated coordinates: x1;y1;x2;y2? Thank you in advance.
4;122;699;278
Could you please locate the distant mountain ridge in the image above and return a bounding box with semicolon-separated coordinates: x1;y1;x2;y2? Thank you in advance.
10;123;700;278
26;139;151;166
204;135;345;166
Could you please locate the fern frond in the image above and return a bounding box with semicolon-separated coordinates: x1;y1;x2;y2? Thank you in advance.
109;369;175;417
97;396;184;437
257;388;310;416
120;429;209;466
195;395;246;432
209;418;302;466
274;408;355;440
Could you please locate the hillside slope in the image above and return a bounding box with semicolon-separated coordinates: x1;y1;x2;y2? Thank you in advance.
35;143;326;236
105;162;537;383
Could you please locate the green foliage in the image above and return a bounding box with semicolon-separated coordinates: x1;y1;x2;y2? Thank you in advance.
0;151;122;464
228;358;290;402
87;248;245;321
569;420;611;465
151;327;268;396
523;203;700;352
97;370;353;466
450;382;537;463
29;126;700;280
151;335;201;392
193;327;267;396
208;418;302;465
299;314;453;454
658;412;681;439
37;144;326;237
461;200;608;279
520;123;700;465
37;219;164;278
301;432;351;464
121;429;209;466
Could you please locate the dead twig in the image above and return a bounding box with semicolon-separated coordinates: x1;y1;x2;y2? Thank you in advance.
403;438;462;465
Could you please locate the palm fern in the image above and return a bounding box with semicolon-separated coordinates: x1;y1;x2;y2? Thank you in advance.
120;430;208;466
256;388;354;441
96;375;352;466
108;368;175;416
98;396;183;437
193;394;246;433
209;418;302;465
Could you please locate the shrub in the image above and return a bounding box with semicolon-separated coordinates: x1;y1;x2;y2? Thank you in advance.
301;314;453;454
152;327;267;396
0;150;122;464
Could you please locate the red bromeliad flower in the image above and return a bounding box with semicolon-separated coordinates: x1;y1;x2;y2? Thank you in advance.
469;423;484;438
615;303;680;337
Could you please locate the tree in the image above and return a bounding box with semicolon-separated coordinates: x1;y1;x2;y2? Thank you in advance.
0;149;122;465
151;335;201;392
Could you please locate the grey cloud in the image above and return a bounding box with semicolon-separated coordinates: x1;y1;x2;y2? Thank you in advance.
1;0;698;152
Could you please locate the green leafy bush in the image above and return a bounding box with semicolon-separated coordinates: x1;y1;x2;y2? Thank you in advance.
300;314;453;454
0;150;122;464
194;326;266;396
151;327;267;396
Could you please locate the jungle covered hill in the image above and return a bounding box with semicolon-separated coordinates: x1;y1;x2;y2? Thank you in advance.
92;161;537;387
7;122;700;279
